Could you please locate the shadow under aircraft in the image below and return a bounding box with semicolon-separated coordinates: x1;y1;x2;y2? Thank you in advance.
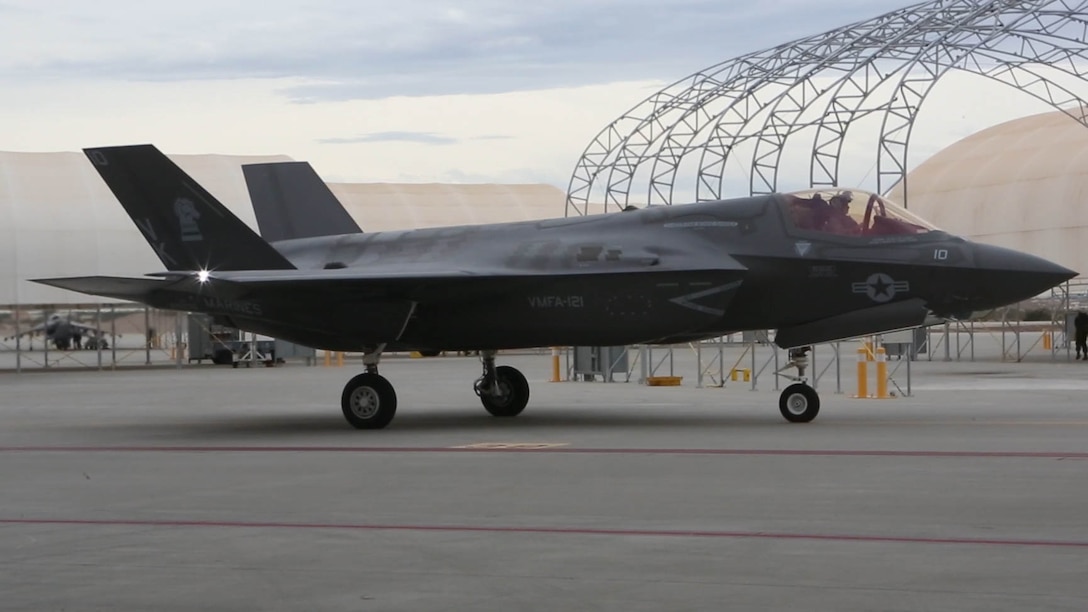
35;145;1075;429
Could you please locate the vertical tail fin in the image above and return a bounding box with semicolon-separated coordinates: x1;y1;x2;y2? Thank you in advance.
242;161;362;242
84;145;295;271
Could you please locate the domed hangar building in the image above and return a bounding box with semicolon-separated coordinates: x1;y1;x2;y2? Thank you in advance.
886;109;1088;280
566;0;1088;238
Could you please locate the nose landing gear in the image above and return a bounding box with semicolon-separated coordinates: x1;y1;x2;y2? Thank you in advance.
775;346;820;423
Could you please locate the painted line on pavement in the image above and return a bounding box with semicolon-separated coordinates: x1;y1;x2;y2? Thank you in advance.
3;517;1086;549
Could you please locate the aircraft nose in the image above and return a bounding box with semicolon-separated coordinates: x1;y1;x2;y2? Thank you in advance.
972;243;1077;302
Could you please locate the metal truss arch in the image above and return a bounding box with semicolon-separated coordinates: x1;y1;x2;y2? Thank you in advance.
876;4;1088;197
566;0;1088;216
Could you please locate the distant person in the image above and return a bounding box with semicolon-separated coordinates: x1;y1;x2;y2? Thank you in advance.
1075;311;1088;360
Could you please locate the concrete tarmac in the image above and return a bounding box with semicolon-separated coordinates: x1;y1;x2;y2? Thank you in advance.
2;351;1088;611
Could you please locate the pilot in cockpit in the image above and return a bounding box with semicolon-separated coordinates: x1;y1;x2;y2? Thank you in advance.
825;190;860;235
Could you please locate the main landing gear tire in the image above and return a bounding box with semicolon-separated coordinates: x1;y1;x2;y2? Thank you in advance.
479;365;530;418
341;373;397;430
779;383;820;423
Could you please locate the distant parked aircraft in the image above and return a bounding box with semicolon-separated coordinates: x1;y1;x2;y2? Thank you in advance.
4;313;109;350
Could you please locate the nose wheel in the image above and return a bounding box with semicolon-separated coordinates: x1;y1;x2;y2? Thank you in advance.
779;383;819;423
775;346;820;423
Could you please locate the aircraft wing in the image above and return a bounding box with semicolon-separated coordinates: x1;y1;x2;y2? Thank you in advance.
2;322;47;340
64;320;108;335
200;265;744;304
34;269;481;301
36;262;743;305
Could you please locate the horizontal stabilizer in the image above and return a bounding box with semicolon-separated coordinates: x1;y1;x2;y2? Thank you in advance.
243;161;362;242
33;276;183;302
773;298;929;348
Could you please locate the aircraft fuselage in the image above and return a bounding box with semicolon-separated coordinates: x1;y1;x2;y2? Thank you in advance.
142;194;1070;351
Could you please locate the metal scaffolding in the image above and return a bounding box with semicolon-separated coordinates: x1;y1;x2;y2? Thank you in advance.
566;0;1088;215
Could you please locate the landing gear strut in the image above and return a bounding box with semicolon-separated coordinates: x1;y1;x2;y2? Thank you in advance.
774;346;820;423
474;350;530;417
341;344;397;429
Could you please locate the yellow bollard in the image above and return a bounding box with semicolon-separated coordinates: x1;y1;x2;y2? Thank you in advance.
324;350;331;367
875;347;888;399
337;351;344;367
550;347;561;382
1043;331;1053;350
856;347;869;398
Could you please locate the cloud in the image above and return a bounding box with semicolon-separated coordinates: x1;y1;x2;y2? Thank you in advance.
319;131;459;145
0;0;915;100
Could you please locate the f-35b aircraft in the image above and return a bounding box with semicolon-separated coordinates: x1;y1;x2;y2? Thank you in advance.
35;145;1075;429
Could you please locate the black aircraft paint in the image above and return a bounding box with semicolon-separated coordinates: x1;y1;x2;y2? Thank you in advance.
242;160;362;242
37;145;1076;429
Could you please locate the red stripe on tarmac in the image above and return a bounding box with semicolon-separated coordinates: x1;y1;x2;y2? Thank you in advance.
3;517;1086;549
0;446;1086;459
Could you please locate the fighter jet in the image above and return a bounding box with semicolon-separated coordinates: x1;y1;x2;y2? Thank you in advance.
3;312;109;350
35;145;1075;429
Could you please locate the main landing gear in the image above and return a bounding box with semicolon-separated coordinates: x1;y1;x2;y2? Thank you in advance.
341;345;397;430
774;347;820;423
338;347;531;429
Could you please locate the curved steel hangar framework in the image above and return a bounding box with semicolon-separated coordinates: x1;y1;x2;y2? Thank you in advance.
566;0;1088;216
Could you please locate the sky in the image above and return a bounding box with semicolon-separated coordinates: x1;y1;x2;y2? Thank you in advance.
0;0;1066;191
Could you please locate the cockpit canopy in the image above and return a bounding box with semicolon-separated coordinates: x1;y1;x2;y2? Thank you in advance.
784;189;938;238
